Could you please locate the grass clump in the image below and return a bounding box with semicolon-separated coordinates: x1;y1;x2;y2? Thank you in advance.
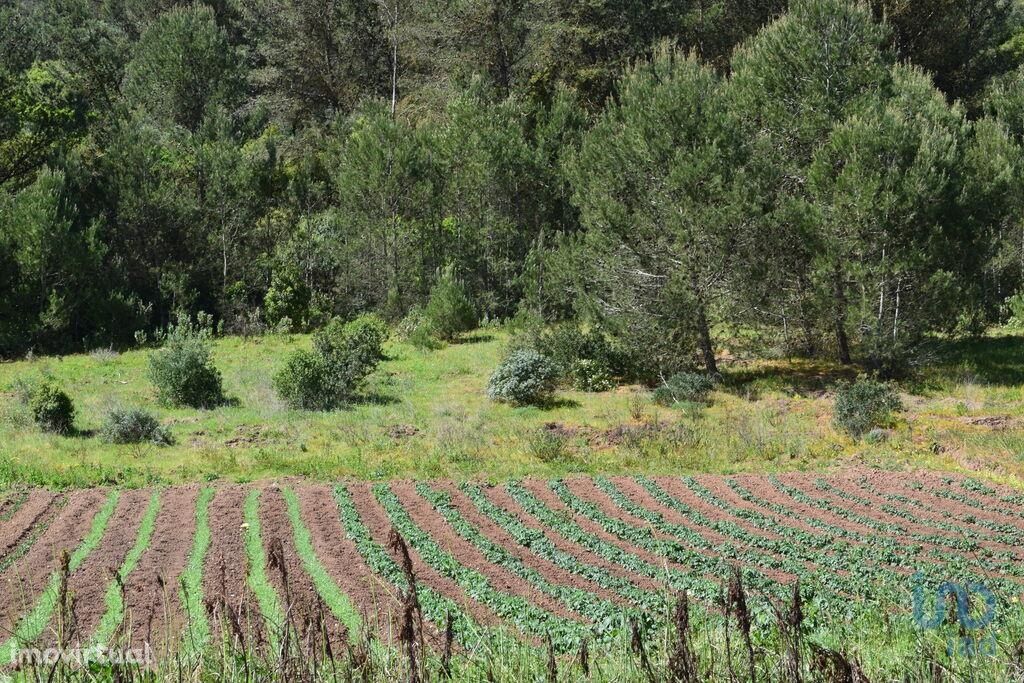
147;322;225;408
486;349;559;407
100;407;173;445
243;488;285;651
27;382;75;434
526;428;569;463
652;372;715;407
833;376;902;438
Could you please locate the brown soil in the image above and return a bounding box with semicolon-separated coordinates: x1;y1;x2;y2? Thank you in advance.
65;489;151;643
783;473;1018;556
856;471;1024;541
604;477;799;583
258;485;348;653
346;482;507;640
0;490;108;638
433;481;632;607
390;480;595;618
201;485;258;645
123;485;200;656
292;483;401;641
0;491;62;563
516;478;690;584
482;484;662;592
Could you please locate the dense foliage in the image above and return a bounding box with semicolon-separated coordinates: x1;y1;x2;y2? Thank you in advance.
3;0;1024;376
27;382;75;434
486;349;559;406
833;377;903;437
147;323;226;408
275;314;387;409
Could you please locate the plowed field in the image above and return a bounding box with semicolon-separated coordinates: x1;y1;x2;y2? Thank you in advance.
2;470;1023;662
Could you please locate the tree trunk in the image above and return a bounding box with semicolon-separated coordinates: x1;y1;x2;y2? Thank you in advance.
692;274;719;376
833;268;852;365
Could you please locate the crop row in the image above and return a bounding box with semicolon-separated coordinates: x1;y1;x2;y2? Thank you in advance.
2;474;1024;660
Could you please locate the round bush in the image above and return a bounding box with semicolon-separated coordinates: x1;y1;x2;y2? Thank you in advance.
486;350;559;407
273;350;337;410
29;383;75;434
652;372;715;406
569;359;615;392
100;408;173;445
833;377;902;438
147;325;225;408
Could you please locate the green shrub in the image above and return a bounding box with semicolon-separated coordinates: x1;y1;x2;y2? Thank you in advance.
396;307;443;350
276;314;388;410
28;383;75;434
652;372;715;406
314;313;388;380
264;271;311;332
147;323;225;408
273;350;336;410
534;323;624;376
833;377;902;438
486;350;559;406
569;359;615;392
423;265;477;341
100;408;173;445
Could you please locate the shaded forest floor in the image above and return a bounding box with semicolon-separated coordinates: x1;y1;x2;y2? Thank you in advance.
1;329;1022;489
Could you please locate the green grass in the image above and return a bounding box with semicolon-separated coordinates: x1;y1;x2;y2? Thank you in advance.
243;488;285;652
282;487;362;635
179;486;215;655
92;490;161;644
0;490;120;662
0;329;1023;488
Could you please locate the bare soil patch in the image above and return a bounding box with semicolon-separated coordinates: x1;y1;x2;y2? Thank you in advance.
0;490;107;637
124;485;199;654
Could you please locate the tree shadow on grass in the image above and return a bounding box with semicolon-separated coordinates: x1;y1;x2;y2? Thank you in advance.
719;362;859;398
923;334;1024;387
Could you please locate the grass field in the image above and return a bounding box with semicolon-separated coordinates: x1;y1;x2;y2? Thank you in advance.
1;329;1023;489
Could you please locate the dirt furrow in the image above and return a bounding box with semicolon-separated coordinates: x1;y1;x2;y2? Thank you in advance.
347;482;505;638
604;477;799;583
201;485;259;644
0;490;108;638
390;481;585;620
0;491;62;565
780;474;1011;556
259;485;348;653
516;478;688;581
65;489;151;643
433;481;633;608
293;483;401;641
826;474;1024;557
123;485;199;657
482;484;663;592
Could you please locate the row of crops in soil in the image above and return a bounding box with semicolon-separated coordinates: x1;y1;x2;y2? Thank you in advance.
1;470;1023;665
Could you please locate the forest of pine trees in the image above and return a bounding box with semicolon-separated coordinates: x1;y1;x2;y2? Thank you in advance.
3;0;1024;377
